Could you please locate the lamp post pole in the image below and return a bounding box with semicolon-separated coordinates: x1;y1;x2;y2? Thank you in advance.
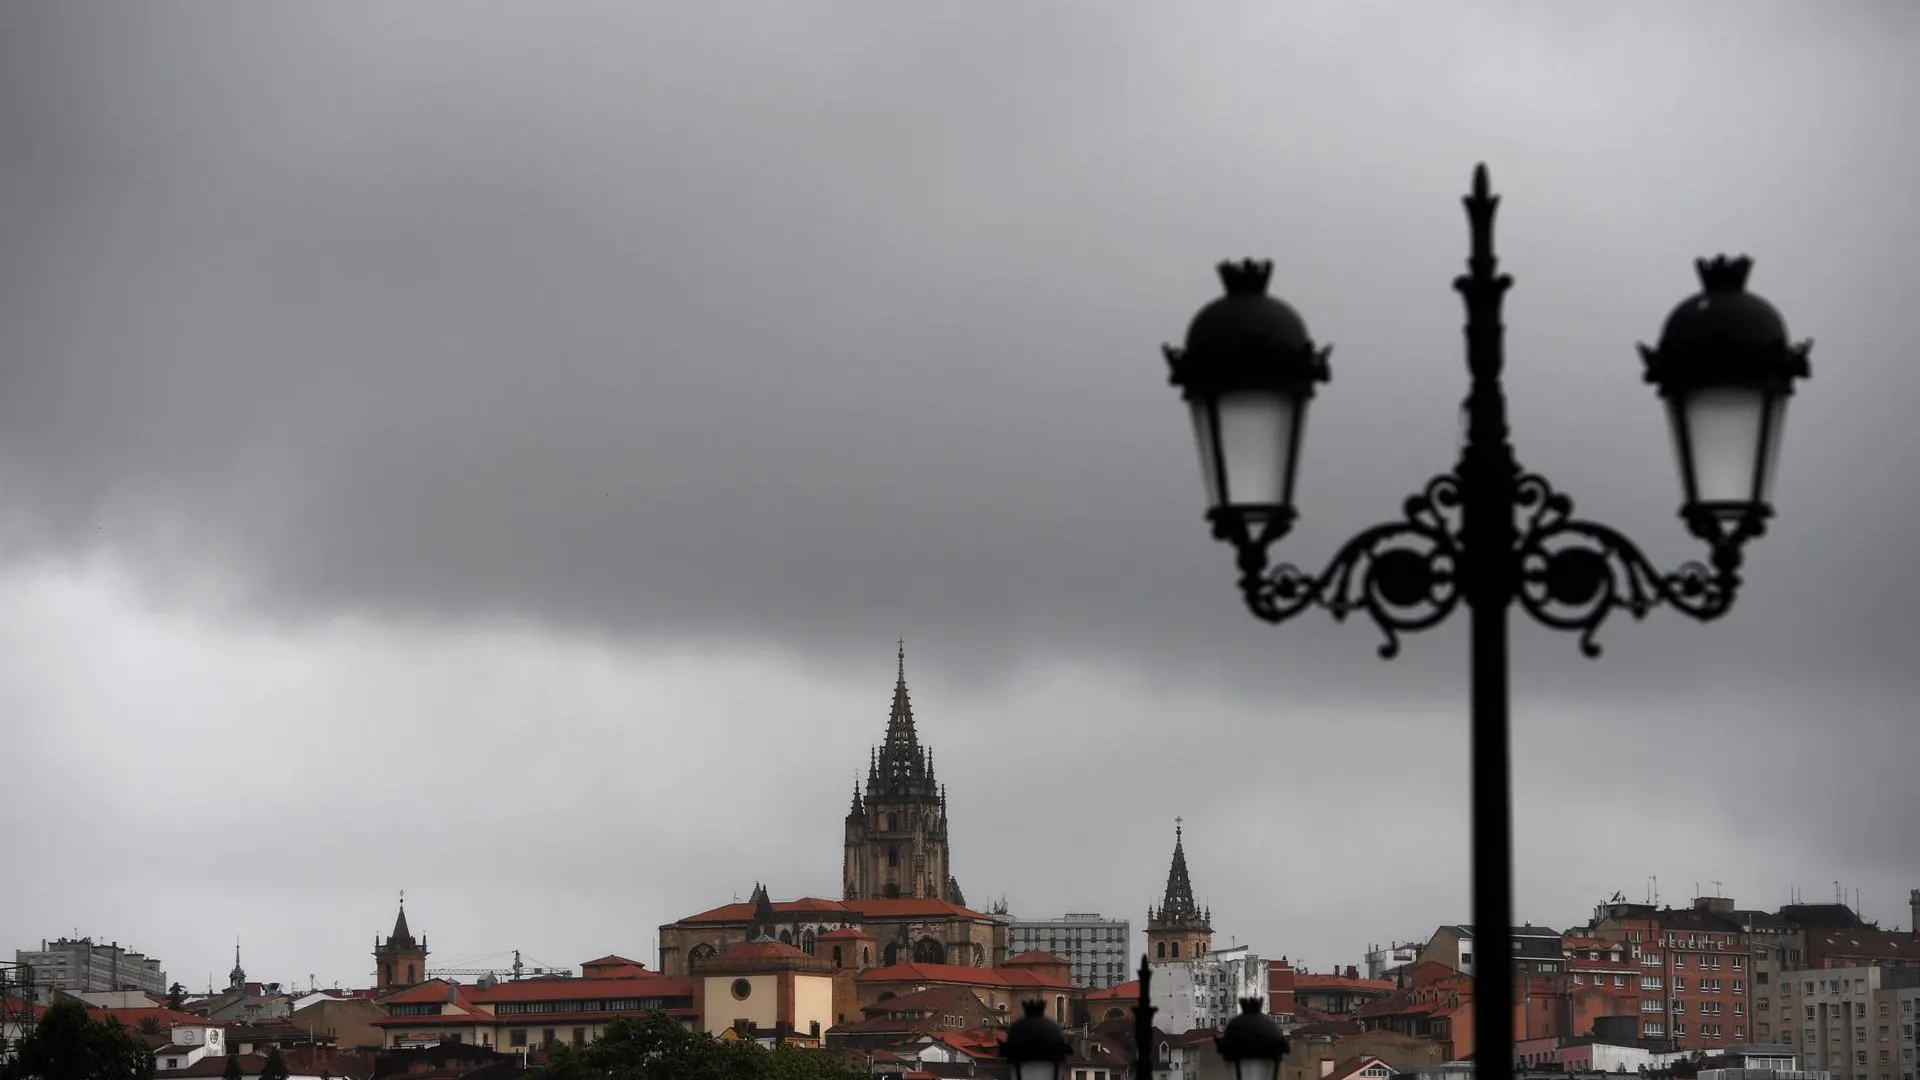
1458;169;1518;1080
1153;164;1811;1080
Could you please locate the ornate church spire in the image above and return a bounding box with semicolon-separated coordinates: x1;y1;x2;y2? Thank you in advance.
869;639;935;800
1155;819;1209;929
228;939;246;991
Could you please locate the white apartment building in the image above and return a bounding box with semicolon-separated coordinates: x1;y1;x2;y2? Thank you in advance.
15;938;167;998
1149;944;1269;1034
1007;913;1133;989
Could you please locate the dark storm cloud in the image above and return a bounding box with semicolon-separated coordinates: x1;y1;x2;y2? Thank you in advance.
4;2;1915;695
3;1;1919;971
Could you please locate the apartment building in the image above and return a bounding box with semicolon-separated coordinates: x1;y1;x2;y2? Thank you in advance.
14;938;166;998
1006;914;1132;989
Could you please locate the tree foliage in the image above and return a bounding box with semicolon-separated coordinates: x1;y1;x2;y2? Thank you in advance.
165;986;188;1013
539;1013;864;1080
221;1055;243;1080
1;999;155;1080
257;1050;289;1080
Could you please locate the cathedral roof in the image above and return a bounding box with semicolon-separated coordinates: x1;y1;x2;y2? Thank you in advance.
675;895;994;925
857;961;1074;990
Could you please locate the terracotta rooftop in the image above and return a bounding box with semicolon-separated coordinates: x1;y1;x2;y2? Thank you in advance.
1085;979;1140;1002
1003;951;1070;966
579;954;644;967
1294;974;1396;994
859;961;1073;989
467;976;678;1003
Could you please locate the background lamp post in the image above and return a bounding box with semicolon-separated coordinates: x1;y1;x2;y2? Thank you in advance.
1000;1000;1071;1080
1216;998;1290;1080
1153;165;1809;1080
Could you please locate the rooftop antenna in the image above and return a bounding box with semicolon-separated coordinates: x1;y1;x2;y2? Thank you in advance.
1711;880;1722;897
1652;876;1659;907
1836;881;1843;905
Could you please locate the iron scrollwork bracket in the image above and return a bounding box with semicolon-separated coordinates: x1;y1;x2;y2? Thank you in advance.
1238;472;1756;659
1512;473;1751;657
1239;475;1466;659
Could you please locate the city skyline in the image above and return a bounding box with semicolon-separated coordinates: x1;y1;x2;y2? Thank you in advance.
2;1;1917;1016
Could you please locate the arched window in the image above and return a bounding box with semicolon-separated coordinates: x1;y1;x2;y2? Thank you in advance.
1104;1008;1125;1022
778;928;793;945
883;943;899;966
801;930;816;956
832;946;844;968
1171;942;1181;958
405;963;415;984
885;813;897;831
887;846;899;868
688;943;718;968
913;938;945;965
1156;942;1166;959
862;947;871;966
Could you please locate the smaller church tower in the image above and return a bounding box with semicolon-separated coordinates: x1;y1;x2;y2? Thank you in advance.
374;896;429;991
1146;820;1213;963
227;940;247;992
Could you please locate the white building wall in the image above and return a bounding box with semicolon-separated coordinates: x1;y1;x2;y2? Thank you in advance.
1148;946;1269;1033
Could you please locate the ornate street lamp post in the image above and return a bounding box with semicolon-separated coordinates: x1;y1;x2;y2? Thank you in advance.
1154;165;1810;1080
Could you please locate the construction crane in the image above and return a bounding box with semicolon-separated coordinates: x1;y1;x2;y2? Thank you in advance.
426;950;571;983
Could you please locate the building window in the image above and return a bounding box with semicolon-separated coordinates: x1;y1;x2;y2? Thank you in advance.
571;1028;585;1048
510;1031;527;1047
732;979;752;1001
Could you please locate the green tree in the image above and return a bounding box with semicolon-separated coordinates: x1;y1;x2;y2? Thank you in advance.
539;1013;863;1080
165;985;188;1012
1;999;155;1080
257;1049;289;1080
221;1054;244;1080
135;1018;163;1037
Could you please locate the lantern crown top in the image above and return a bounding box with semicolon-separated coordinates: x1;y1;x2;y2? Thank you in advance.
1695;255;1753;293
1217;259;1275;297
1000;999;1070;1064
1216;997;1290;1062
1166;261;1329;394
1642;254;1810;391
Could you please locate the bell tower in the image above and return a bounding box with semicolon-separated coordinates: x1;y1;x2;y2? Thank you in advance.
843;643;962;904
374;895;429;991
1146;819;1213;963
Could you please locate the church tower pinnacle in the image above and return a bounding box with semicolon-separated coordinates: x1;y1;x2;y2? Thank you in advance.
1147;818;1213;963
373;893;429;991
844;642;962;905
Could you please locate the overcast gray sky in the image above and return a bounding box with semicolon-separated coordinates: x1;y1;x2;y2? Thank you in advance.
2;2;1917;992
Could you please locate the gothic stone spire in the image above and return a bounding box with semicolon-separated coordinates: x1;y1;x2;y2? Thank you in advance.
1156;818;1206;928
869;640;935;801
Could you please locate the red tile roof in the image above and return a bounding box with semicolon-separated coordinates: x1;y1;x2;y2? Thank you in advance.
1294;974;1395;994
95;1008;223;1030
679;897;855;923
579;954;644;967
466;976;676;1003
859;961;1072;990
1003;952;1069;966
1084;980;1141;1002
859;986;983;1016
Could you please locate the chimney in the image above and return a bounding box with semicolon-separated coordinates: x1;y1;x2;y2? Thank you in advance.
1909;889;1919;933
1345;965;1358;980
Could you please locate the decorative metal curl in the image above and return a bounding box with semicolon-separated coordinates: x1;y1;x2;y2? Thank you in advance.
1513;473;1742;657
1240;475;1465;658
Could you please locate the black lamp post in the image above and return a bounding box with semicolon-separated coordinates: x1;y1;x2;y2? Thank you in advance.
1000;999;1071;1080
1153;165;1809;1080
1216;998;1290;1080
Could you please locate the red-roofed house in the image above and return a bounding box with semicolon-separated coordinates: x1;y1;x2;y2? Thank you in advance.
369;973;698;1051
577;956;652;980
693;938;837;1048
856;961;1075;1026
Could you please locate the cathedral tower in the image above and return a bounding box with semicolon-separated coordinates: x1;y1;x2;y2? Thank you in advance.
844;643;963;904
1146;820;1213;962
374;897;429;991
